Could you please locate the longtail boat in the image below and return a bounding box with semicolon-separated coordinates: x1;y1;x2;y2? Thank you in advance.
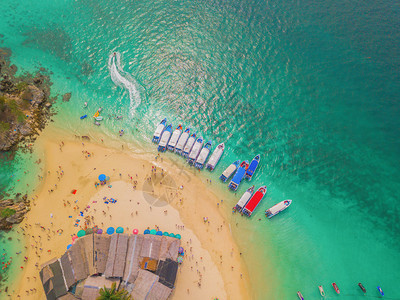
182;133;196;157
195;141;212;169
152;118;166;143
242;186;267;217
206;143;224;171
157;124;172;152
265;200;292;218
245;154;260;181
187;137;203;165
219;160;240;182
167;124;183;151
228;160;249;191
175;128;190;154
332;282;340;294
233;186;254;212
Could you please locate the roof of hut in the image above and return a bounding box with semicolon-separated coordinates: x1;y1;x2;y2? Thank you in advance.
123;234;144;284
104;234;129;278
146;281;173;300
156;259;179;289
130;269;159;300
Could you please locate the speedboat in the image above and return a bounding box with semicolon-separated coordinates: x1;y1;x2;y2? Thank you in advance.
245;154;260;181
182;133;196;157
228;160;249;191
318;285;325;297
187;137;204;165
219;160;240;182
152;118;167;143
194;141;212;169
242;186;267;217
167;124;183;151
175;128;190;154
297;291;304;300
377;286;384;296
157;124;172;152
265;200;292;218
358;283;366;293
233;186;254;212
332;282;340;294
206;143;224;171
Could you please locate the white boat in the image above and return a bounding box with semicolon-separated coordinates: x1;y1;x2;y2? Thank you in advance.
194;141;212;169
265;199;292;218
175;128;190;154
219;160;240;182
206;143;224;171
233;186;254;212
182;133;196;157
188;137;204;165
152;118;166;143
318;285;325;297
167;124;183;151
157;124;172;152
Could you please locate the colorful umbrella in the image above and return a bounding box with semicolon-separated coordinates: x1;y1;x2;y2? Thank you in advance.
177;256;183;264
116;227;124;234
156;231;163;236
150;229;157;235
175;234;181;240
98;174;106;181
168;233;175;238
106;227;115;235
178;247;184;254
85;228;93;234
163;232;169;236
77;230;86;237
144;229;150;234
132;229;139;235
67;244;72;250
72;235;78;241
97;229;103;234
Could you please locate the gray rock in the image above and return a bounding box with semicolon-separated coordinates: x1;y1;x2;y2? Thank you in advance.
62;92;71;102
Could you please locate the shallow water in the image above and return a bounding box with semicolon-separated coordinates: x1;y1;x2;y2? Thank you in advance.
0;0;399;298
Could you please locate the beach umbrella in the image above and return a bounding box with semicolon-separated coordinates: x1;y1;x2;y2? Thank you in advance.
163;232;169;236
168;233;175;238
106;227;115;235
178;247;184;254
77;230;86;237
156;231;163;236
85;228;93;234
67;244;72;250
177;256;183;264
144;229;150;235
175;234;181;240
132;229;139;235
72;235;78;241
150;229;157;235
97;229;103;234
98;174;106;181
116;227;124;234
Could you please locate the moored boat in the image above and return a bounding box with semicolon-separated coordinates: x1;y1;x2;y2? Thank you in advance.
228;160;249;191
194;141;212;169
167;124;183;151
245;154;260;181
332;282;340;294
219;160;240;182
157;124;172;152
318;285;325;297
187;137;204;165
265;200;292;218
152;118;167;143
182;133;196;157
377;286;384;296
242;186;267;217
233;186;254;212
358;283;366;293
175;128;190;154
297;291;304;300
206;143;224;171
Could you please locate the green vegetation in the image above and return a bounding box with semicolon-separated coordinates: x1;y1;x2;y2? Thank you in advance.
97;283;132;300
1;96;26;124
0;121;10;133
0;208;16;218
16;81;28;92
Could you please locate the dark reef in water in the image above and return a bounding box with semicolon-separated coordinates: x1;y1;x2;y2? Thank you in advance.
0;194;30;230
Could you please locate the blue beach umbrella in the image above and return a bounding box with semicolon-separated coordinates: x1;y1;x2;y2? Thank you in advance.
156;231;163;236
150;229;157;235
116;227;124;234
144;229;150;234
77;230;86;237
98;174;106;181
106;227;115;235
67;244;72;250
175;234;181;240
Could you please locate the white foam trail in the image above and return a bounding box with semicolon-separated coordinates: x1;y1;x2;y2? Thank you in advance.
108;52;142;116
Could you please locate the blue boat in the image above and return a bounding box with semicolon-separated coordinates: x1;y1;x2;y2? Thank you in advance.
194;141;212;169
152;118;167;143
219;160;240;182
228;160;249;191
245;154;260;181
80;114;87;119
377;286;384;296
157;124;172;152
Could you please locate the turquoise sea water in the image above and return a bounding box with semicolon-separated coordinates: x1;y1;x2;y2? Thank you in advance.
1;0;399;298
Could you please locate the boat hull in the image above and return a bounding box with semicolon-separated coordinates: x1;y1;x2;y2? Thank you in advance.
242;186;267;217
219;161;239;182
206;143;224;171
265;200;292;218
182;136;196;157
188;139;203;164
175;130;190;154
167;128;182;151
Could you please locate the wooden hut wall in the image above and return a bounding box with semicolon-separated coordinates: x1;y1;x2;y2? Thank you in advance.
123;235;144;284
146;281;172;300
104;234;118;277
94;234;111;274
80;234;95;275
48;260;68;299
60;253;75;289
130;269;160;300
113;234;129;277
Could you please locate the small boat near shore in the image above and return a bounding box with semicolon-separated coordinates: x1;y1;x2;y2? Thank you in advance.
242;186;267;217
332;282;340;294
206;143;224;171
175;128;190;154
167;124;183;151
297;291;304;300
182;133;196;157
245;154;260;181
188;137;203;164
195;141;212;169
152;118;166;143
80;114;87;119
377;286;384;296
358;283;366;293
220;160;240;182
318;285;325;297
233;186;254;212
228;160;249;191
157;124;172;152
265;200;292;218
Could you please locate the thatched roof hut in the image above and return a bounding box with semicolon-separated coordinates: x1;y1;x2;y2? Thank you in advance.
123;234;144;284
130;269;159;300
39;258;68;300
81;276;120;300
140;235;162;260
146;281;173;300
104;234;129;278
156;259;179;289
93;234;111;274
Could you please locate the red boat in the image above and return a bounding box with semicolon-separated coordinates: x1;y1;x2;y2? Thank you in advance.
242;186;267;217
332;282;340;294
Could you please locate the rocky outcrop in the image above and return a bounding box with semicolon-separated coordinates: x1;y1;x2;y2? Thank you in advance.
0;195;30;230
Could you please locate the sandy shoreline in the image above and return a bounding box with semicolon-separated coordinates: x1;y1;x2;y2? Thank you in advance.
8;125;251;299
